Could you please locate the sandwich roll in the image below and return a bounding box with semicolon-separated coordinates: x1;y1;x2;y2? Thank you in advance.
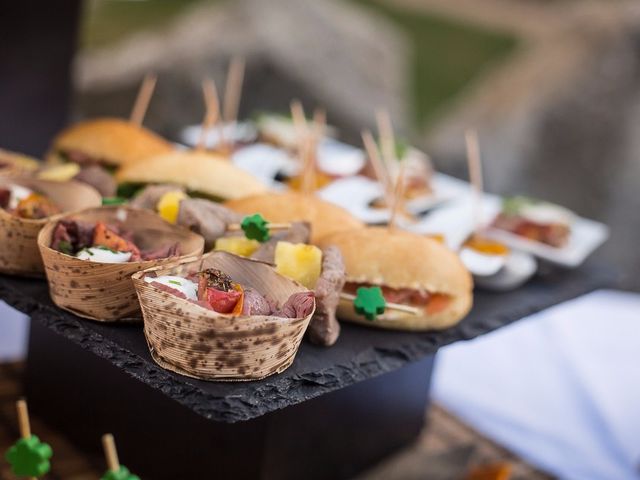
47;118;172;167
318;227;473;331
117;150;268;201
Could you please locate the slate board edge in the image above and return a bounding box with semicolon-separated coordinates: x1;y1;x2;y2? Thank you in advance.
0;268;615;424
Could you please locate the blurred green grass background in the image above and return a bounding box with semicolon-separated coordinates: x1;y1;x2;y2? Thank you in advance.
81;0;517;128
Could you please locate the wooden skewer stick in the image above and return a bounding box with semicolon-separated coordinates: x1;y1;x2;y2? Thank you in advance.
388;159;407;229
16;400;37;480
223;56;246;125
340;292;421;316
197;79;221;151
290;100;314;194
102;433;120;473
16;399;31;439
465;129;484;236
300;108;326;195
227;222;291;231
375;108;398;174
129;73;157;126
362;130;394;209
200;78;225;152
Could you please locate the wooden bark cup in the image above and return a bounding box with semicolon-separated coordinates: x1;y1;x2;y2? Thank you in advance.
132;251;315;381
0;177;102;277
37;206;205;321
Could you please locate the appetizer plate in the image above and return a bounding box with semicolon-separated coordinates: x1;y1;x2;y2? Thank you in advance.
318;173;469;224
485;217;610;268
231;143;298;187
181;121;258;149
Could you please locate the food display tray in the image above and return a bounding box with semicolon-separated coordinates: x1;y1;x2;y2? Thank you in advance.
0;260;614;424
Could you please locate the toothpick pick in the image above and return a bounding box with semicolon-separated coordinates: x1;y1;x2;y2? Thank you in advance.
16;399;31;439
388;159;407;229
340;292;421;316
200;78;225;153
227;222;291;231
300;108;326;194
223;56;246;125
16;400;36;480
465;129;484;236
290;100;312;193
129;73;157;126
362;130;393;209
102;433;120;473
375;108;398;174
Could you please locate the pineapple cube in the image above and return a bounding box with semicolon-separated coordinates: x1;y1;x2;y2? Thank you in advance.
37;163;81;181
215;237;261;257
274;241;322;289
156;190;187;223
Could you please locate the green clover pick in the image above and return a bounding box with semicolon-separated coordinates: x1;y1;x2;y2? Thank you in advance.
241;213;270;242
101;465;141;480
353;286;387;321
5;435;53;477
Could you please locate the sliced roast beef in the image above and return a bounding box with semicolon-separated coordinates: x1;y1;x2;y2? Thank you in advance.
0;188;10;209
250;222;311;263
73;165;117;197
50;219;95;253
241;287;273;316
140;242;180;261
274;291;315;319
130;184;185;210
177;198;242;248
308;246;344;346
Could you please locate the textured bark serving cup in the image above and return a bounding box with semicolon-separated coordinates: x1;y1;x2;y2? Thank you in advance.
37;206;204;321
132;251;315;381
0;177;102;277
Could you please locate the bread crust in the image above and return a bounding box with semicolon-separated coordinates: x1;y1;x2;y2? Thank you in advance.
47;118;172;166
116;150;268;200
318;227;473;331
224;192;364;243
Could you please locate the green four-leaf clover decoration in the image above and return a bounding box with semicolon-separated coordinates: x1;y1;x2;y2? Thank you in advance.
241;214;270;242
101;465;141;480
5;435;53;477
353;286;387;321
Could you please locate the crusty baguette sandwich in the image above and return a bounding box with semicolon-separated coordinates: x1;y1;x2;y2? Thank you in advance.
116;150;268;201
46;118;173;168
318;227;473;331
224;192;364;244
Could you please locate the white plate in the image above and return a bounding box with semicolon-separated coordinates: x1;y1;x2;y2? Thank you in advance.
181;121;258;149
230;143;298;187
318;173;470;224
485;217;609;268
316;139;366;177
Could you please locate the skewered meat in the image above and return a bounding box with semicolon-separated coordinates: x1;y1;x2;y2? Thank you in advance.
178;198;242;247
73;165;117;197
130;184;185;210
274;291;315;318
308;246;344;346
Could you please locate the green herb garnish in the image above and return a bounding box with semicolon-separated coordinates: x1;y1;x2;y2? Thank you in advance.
95;245;119;254
502;196;536;216
168;280;182;286
57;240;73;255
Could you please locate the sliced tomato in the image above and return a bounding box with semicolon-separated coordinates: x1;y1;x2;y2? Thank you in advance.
426;293;451;315
206;286;242;314
93;221;140;258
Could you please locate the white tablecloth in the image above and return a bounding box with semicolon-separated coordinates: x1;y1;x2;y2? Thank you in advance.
432;289;640;480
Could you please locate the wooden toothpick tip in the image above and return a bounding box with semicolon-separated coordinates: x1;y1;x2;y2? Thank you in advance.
223;56;246;125
387;159;407;229
199;78;224;152
130;73;157;126
362;130;393;208
102;433;120;472
464;128;484;235
375;108;397;173
16;399;31;439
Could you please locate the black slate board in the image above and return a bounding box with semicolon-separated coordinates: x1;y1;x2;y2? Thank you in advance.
0;260;615;423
